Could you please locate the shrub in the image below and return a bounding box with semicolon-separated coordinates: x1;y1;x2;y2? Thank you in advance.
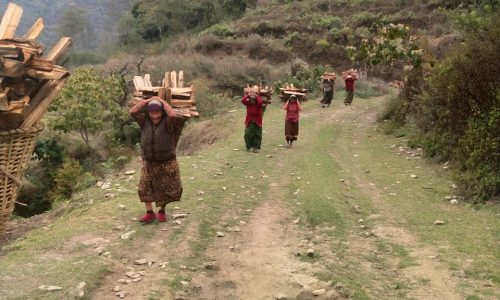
310;16;342;31
200;23;234;37
315;39;331;53
251;21;286;37
355;79;389;99
244;34;267;59
194;35;225;54
50;158;84;200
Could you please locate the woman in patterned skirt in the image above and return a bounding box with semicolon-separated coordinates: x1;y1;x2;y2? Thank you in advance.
130;97;183;223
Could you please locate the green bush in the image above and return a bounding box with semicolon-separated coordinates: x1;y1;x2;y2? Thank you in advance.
200;23;234;37
244;34;267;59
50;158;84;200
355;80;388;99
310;15;342;30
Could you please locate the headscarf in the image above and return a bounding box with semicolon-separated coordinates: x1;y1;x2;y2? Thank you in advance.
147;99;163;112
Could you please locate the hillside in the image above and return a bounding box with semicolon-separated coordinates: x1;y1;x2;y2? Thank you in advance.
0;0;134;51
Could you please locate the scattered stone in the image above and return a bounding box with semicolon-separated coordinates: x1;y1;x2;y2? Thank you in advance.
358;219;364;223
101;183;111;190
313;289;326;296
410;174;418;178
266;155;273;158
451;184;457;189
159;262;168;268
216;232;225;237
276;293;288;300
222;186;227;191
457;269;466;278
138;271;147;276
450;199;458;204
227;226;241;232
197;191;206;196
113;286;121;292
114;225;126;230
96;181;104;187
307;249;315;257
47;286;63;291
125;272;140;279
172;213;187;219
117;279;128;284
105;193;117;198
293;218;300;224
434;220;445;225
203;262;220;271
118;204;126;209
120;230;136;240
173;220;183;225
115;291;127;298
339;179;345;182
131;278;142;283
134;258;148;265
124;170;136;175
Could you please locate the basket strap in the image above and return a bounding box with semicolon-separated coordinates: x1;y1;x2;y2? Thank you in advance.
0;166;22;186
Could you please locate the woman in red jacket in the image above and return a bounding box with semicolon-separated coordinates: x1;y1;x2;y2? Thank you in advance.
282;94;302;148
241;93;264;152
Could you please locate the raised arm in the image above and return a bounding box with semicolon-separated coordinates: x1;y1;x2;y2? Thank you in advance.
241;95;250;106
282;100;289;110
155;97;177;118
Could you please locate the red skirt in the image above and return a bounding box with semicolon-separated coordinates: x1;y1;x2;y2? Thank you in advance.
285;120;299;141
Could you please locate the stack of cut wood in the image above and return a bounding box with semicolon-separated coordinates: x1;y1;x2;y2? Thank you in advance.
342;69;358;80
131;70;199;118
321;72;337;81
0;2;72;131
279;83;308;102
389;80;404;89
243;84;272;105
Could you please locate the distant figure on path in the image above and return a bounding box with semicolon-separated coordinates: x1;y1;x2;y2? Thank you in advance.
344;75;357;105
130;97;183;223
320;77;334;108
241;93;264;153
282;94;302;148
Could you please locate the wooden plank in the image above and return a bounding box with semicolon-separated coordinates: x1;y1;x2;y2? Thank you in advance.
23;17;44;40
0;3;23;39
21;77;69;128
170;71;177;88
25;57;54;71
171;100;195;107
0;112;23;130
282;90;306;96
45;37;72;63
0;92;8;111
157;87;166;100
0;45;22;60
144;74;152;88
165;88;172;105
0;57;24;77
25;65;69;80
178;71;184;88
171;93;191;100
163;72;170;87
133;76;144;92
171;87;193;94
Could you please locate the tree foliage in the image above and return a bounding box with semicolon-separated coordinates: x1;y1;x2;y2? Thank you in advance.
49;68;125;149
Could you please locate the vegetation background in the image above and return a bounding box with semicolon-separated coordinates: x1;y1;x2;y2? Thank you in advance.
0;0;497;214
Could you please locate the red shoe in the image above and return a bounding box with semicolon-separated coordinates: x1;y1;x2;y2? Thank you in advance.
157;211;167;222
139;212;157;223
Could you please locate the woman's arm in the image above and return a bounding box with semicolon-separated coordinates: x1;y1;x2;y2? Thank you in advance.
130;98;150;115
282;100;289;110
241;95;250;106
156;98;177;118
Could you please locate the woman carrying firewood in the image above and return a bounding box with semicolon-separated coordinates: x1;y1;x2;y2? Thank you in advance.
241;93;264;152
320;77;334;108
344;75;357;105
282;94;302;148
129;97;183;223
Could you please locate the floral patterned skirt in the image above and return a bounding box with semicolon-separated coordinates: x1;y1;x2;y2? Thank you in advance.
138;158;182;206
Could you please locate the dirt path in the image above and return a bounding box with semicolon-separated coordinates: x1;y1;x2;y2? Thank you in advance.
183;100;466;300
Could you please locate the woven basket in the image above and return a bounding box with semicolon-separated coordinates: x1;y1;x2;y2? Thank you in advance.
0;123;44;234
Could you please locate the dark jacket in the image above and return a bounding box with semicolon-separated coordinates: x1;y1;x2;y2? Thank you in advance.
141;117;176;161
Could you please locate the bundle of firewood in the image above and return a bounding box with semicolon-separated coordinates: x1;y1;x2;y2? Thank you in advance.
342;69;358;80
243;84;272;105
279;83;308;102
389;80;404;89
0;2;72;131
131;71;199;118
321;72;337;81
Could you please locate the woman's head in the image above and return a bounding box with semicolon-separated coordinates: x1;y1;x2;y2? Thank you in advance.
289;95;298;102
147;99;164;125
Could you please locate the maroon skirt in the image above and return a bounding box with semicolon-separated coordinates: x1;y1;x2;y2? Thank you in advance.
138;158;182;206
285;120;299;141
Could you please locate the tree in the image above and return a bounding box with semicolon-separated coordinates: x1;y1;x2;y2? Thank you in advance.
49;68;125;149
